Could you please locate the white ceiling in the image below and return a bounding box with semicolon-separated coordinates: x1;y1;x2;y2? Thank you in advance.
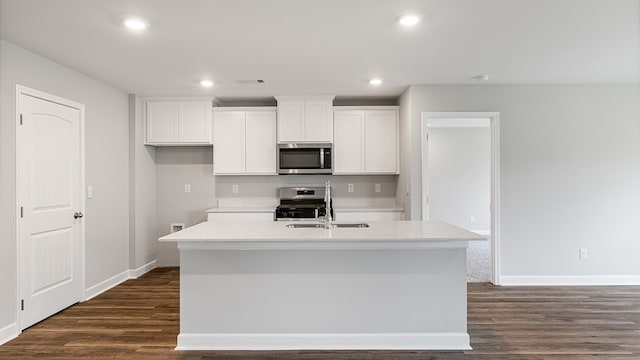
1;0;638;99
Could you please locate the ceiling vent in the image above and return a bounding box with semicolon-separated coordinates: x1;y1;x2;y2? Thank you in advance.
237;79;265;84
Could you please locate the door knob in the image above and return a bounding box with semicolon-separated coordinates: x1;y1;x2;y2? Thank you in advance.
74;212;84;219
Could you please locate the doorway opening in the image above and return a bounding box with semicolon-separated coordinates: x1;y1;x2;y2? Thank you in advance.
421;112;500;284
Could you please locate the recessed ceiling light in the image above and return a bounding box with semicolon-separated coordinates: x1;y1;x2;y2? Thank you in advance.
124;18;147;30
200;80;214;87
369;78;383;86
398;14;420;27
473;75;490;81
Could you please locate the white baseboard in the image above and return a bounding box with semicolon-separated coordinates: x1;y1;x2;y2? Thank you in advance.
128;260;157;278
176;332;471;351
84;260;158;301
84;270;130;301
0;322;19;346
500;275;640;286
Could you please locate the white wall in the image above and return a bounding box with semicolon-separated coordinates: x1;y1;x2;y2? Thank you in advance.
129;95;157;270
427;127;490;231
0;39;130;338
155;147;216;266
401;84;640;281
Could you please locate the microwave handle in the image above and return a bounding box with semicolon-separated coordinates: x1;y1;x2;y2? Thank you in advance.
320;149;325;169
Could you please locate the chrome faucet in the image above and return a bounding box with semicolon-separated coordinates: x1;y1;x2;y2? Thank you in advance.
323;180;333;229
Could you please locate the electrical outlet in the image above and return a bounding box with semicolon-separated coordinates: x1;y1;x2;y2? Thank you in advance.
579;248;588;260
375;184;381;193
348;184;354;193
184;184;191;193
232;184;239;194
469;215;475;223
87;186;94;199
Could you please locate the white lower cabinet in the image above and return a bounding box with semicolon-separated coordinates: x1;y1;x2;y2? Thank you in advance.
333;107;398;174
213;108;277;175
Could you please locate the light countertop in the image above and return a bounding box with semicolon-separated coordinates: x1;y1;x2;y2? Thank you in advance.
160;220;484;243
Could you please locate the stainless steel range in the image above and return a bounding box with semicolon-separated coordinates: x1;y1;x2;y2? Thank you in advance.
274;186;333;221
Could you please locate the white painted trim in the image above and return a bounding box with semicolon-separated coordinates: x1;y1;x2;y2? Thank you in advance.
426;117;490;128
212;106;276;112
421;111;501;285
0;322;19;346
500;275;640;286
84;270;130;301
333;106;400;111
15;85;86;330
84;260;158;300
176;332;471;351
128;260;157;278
177;240;472;251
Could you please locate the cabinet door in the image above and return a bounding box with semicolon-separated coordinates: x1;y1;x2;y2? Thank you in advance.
277;101;304;142
333;111;365;174
304;100;333;142
245;111;277;174
180;102;212;143
365;110;398;173
213;111;245;174
146;101;179;143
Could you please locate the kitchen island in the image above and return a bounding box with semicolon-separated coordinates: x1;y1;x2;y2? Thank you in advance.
159;220;484;351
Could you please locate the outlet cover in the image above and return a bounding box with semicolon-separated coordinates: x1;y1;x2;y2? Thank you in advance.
232;184;239;194
375;184;381;193
348;184;354;193
579;248;588;260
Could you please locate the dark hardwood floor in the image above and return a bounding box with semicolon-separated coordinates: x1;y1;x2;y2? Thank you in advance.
1;267;639;359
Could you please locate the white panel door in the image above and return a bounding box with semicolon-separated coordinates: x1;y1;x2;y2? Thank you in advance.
245;111;277;174
333;111;365;174
277;101;304;142
180;102;212;143
18;91;83;330
146;101;179;143
304;100;332;142
365;111;397;173
213;111;245;174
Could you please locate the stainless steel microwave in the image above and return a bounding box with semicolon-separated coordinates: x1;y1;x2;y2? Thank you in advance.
277;143;332;174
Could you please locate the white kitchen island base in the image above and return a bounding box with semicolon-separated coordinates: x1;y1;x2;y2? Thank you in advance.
161;221;484;351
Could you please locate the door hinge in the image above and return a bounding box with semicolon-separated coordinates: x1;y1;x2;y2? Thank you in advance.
21;299;24;311
19;114;23;125
20;206;24;218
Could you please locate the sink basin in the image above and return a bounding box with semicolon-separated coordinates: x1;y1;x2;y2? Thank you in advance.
286;223;324;228
286;223;369;229
333;223;369;228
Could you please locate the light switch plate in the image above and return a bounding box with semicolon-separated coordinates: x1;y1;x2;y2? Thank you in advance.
87;186;93;199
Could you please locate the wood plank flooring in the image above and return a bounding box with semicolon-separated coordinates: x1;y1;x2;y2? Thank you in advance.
1;267;639;359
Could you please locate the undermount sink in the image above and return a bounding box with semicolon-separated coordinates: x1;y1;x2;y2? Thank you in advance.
286;223;369;229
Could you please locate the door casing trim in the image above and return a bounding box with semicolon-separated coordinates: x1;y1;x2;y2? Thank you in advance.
421;111;501;285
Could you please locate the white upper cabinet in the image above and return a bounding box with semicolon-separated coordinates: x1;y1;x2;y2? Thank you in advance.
333;107;399;175
276;96;334;143
213;108;277;175
145;99;212;145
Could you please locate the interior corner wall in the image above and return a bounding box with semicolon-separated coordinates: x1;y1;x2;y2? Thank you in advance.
155;146;216;266
0;39;130;337
406;84;640;279
129;95;157;270
396;88;414;218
